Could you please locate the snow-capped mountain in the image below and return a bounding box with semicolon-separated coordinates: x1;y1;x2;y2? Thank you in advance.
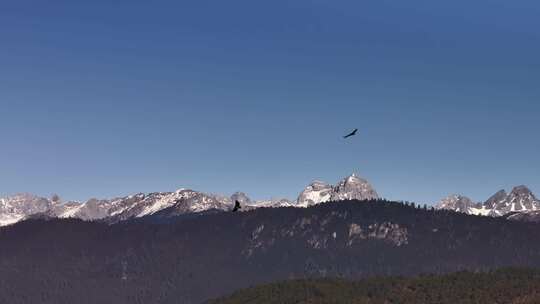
436;195;477;214
0;173;379;227
296;180;333;207
488;186;540;216
0;194;55;226
436;185;540;217
296;174;379;207
331;174;379;202
67;190;233;223
484;190;508;209
145;191;232;219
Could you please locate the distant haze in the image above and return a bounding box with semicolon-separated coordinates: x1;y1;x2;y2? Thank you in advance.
0;1;539;204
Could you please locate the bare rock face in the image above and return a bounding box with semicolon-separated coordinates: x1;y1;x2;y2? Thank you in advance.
483;190;508;209
348;222;408;247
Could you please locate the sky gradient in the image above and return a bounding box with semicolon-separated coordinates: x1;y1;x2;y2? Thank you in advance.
1;0;539;205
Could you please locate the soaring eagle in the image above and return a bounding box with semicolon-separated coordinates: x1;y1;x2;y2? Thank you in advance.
343;128;358;139
232;200;242;212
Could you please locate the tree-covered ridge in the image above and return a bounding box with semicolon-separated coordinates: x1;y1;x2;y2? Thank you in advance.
3;199;540;303
209;268;540;304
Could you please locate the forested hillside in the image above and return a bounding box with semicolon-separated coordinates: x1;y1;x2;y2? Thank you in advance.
2;200;540;303
209;268;540;304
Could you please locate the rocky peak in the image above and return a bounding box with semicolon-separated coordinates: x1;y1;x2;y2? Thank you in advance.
436;195;476;214
483;190;508;209
505;186;539;212
510;185;535;197
437;185;540;217
296;174;379;207
331;174;379;201
486;186;539;215
296;180;333;207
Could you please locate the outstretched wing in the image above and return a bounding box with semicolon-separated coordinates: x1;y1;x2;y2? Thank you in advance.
343;129;358;138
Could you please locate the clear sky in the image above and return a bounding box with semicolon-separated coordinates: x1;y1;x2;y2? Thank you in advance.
1;0;539;205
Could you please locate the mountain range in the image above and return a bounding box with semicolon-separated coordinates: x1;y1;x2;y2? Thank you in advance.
3;173;539;227
435;185;540;218
0;173;378;226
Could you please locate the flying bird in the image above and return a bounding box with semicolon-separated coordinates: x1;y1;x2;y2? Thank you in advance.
343;128;358;139
232;200;242;212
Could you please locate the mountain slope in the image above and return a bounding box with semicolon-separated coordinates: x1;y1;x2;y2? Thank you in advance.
3;200;540;303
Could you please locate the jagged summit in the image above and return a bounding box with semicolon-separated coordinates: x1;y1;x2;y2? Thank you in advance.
512;185;534;194
331;174;379;202
484;190;507;209
488;185;540;216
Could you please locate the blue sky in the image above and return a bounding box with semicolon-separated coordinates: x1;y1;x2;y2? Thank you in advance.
0;0;539;204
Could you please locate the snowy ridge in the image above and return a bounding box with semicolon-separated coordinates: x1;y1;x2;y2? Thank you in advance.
3;175;538;227
0;213;25;226
0;173;376;226
136;189;193;217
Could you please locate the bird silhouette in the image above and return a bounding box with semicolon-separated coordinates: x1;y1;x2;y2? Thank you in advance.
343;128;358;139
232;200;242;212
